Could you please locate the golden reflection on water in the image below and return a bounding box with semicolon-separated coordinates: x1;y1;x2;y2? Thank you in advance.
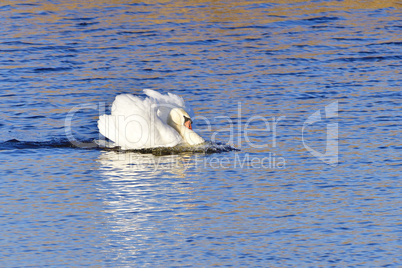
6;0;401;29
3;0;400;95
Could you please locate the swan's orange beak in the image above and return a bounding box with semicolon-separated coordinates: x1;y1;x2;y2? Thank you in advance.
184;120;192;130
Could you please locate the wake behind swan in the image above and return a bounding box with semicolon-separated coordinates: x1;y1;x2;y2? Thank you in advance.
98;90;205;150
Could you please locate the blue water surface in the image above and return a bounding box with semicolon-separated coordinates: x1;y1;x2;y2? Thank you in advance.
0;1;401;267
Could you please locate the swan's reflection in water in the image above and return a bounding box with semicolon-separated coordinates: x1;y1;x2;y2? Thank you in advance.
97;150;199;178
96;150;204;259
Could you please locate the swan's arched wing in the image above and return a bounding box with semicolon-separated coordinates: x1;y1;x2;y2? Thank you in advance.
143;89;185;108
143;89;193;123
111;94;146;117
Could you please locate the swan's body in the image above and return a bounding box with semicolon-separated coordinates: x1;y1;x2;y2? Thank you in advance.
98;90;204;149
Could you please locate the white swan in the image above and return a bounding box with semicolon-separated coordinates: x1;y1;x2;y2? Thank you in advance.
98;89;205;149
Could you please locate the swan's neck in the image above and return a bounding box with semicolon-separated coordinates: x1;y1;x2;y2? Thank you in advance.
174;124;186;137
169;123;204;146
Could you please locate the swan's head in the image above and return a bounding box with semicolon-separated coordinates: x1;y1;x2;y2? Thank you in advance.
167;107;205;146
168;108;193;130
